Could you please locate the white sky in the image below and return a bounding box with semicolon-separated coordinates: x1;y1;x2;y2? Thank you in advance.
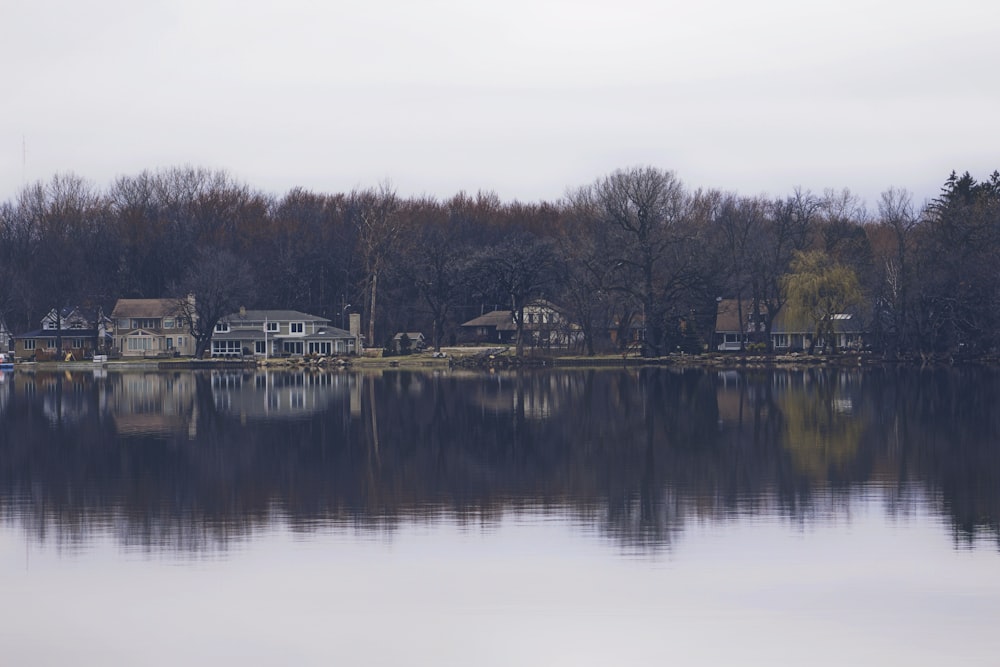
4;0;999;207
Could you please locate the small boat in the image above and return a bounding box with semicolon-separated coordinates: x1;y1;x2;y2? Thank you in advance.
0;352;13;371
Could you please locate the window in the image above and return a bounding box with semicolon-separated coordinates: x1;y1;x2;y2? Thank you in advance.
127;337;153;351
118;319;130;330
255;340;267;354
290;322;304;334
283;341;304;355
265;321;279;333
24;339;36;350
211;340;242;356
215;322;230;333
308;341;332;355
163;318;175;329
166;337;174;349
72;338;84;349
176;336;185;349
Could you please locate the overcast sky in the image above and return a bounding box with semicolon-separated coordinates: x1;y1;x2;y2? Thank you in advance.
4;0;998;207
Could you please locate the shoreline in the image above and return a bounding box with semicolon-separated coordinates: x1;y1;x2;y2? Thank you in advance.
6;347;999;373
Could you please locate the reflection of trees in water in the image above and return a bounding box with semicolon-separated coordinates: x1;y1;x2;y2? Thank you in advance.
779;370;865;479
0;367;998;553
864;367;1000;548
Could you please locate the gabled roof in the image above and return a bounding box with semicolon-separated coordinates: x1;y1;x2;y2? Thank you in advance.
42;305;107;327
221;309;331;324
112;298;187;319
461;310;515;331
523;299;565;314
461;300;565;331
715;299;755;333
392;332;425;340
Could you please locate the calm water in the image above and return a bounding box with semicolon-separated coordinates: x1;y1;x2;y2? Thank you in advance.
1;366;999;665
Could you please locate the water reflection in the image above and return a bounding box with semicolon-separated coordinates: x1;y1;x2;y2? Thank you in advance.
0;366;998;553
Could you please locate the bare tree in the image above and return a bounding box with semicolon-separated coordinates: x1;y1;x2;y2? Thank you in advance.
872;187;920;356
476;229;559;357
750;188;820;350
396;197;471;352
351;183;400;349
590;166;689;357
713;192;766;349
174;248;254;358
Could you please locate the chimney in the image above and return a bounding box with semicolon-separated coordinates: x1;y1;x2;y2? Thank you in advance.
349;313;362;352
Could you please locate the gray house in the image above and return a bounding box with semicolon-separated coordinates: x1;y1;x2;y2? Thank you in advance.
211;309;360;358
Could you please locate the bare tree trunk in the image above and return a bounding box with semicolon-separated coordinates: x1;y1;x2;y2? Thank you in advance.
368;270;378;349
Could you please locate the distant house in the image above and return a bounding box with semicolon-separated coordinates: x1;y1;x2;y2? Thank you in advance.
714;299;866;352
389;332;426;354
111;298;196;358
14;305;113;361
0;318;11;352
211;309;359;357
460;300;580;348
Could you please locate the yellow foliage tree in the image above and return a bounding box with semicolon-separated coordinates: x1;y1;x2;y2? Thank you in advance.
781;250;863;353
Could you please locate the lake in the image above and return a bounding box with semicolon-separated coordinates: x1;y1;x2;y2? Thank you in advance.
1;365;999;665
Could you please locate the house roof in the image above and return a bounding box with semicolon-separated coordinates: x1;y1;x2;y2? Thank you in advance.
461;310;516;331
16;328;103;339
212;326;354;341
221;309;332;324
714;299;752;333
461;299;572;331
524;298;565;313
112;298;187;319
43;305;108;325
392;332;425;340
304;328;354;340
715;299;864;335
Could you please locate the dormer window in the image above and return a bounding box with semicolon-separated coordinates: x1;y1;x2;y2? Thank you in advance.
215;322;230;333
266;321;279;333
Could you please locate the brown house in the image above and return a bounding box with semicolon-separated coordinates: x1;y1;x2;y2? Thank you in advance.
715;298;866;352
111;298;196;358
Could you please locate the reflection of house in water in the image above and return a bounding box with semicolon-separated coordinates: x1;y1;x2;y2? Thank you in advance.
108;372;198;438
210;371;356;421
1;371;103;427
0;369;12;416
464;373;570;420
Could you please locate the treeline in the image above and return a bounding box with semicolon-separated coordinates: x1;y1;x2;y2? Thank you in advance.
1;165;999;359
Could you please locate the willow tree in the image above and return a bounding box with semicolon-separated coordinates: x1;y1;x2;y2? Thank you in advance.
782;250;862;353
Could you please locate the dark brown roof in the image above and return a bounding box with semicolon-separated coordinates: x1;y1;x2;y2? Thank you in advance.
111;298;187;319
461;310;515;331
715;298;864;334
